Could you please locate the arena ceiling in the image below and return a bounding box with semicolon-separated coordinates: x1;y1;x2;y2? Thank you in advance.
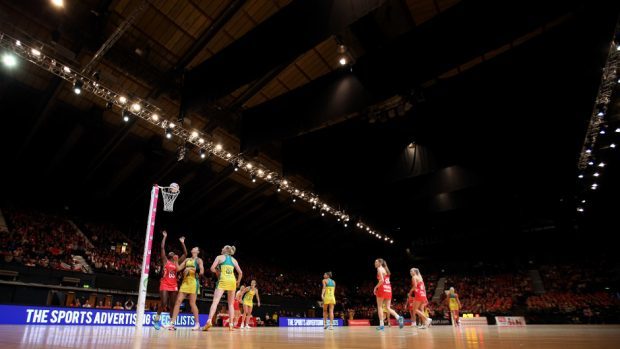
1;0;619;262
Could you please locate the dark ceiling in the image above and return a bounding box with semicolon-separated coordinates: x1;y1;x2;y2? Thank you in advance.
1;0;619;268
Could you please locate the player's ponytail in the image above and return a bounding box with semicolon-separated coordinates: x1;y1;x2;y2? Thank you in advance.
377;258;390;275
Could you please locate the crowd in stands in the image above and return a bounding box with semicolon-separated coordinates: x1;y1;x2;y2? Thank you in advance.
1;207;619;324
0;208;90;273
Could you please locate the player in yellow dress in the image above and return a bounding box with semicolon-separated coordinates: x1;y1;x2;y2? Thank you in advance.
322;272;336;330
241;279;261;329
168;246;204;331
203;245;243;331
445;287;462;326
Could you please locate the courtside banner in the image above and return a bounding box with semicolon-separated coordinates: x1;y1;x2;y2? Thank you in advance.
495;316;526;326
279;317;343;327
348;319;370;326
0;305;208;327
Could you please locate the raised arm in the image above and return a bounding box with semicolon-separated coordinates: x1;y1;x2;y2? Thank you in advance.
160;231;168;264
178;236;187;263
233;258;243;286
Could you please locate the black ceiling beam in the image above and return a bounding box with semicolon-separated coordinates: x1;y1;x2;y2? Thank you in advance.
149;0;248;99
179;165;235;214
240;0;584;148
228;63;288;111
211;182;272;224
184;0;386;110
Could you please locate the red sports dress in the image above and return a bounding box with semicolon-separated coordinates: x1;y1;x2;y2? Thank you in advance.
376;272;392;300
160;260;178;292
414;279;427;302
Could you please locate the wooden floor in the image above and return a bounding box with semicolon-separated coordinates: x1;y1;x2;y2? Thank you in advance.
1;325;619;348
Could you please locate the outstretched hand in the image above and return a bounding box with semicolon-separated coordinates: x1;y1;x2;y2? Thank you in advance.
162;231;167;237
179;236;185;243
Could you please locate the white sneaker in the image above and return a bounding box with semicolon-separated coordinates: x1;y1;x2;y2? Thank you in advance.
191;325;201;331
426;318;433;327
328;326;334;330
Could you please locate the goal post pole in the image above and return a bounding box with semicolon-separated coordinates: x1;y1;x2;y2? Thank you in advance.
136;184;159;327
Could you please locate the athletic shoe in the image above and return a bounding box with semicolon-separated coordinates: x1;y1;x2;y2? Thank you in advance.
398;316;404;329
153;317;161;330
191;325;201;331
376;326;385;331
328;326;334;330
202;322;212;331
426;318;433;327
167;325;176;331
323;325;328;329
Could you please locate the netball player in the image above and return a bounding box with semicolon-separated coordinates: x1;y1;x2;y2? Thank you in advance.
241;280;261;329
154;231;187;330
233;285;246;328
445;287;462;326
321;272;336;330
373;258;404;330
168;246;204;331
203;245;243;331
411;268;432;328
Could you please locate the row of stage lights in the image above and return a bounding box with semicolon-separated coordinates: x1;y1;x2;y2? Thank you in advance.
575;30;620;214
0;32;393;244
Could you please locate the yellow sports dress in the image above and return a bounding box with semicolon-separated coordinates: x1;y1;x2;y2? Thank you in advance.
179;258;200;295
243;287;256;307
216;255;237;291
323;279;336;305
449;293;459;310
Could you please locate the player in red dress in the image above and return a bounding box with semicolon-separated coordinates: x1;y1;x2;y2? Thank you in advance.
410;268;432;329
232;285;246;328
153;231;187;330
373;258;404;331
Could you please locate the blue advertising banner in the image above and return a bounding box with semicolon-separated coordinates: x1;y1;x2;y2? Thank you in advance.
0;305;208;327
279;317;344;327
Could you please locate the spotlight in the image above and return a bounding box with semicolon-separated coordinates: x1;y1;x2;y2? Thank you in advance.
251;175;256;183
169;122;176;129
337;218;341;222
598;162;606;168
258;169;264;177
593;172;600;177
118;96;127;104
616;128;620;133
339;57;347;66
15;40;21;47
122;109;130;122
63;66;71;73
344;223;348;227
246;163;253;169
73;80;83;95
292;198;296;203
165;127;172;139
600;129;606;135
578;174;584;179
587;161;594;166
266;174;272;180
191;131;199;139
131;103;141;112
31;48;41;57
282;180;288;186
390;240;394;244
586;149;592;154
51;0;64;8
596;105;606;117
200;148;206;159
277;187;281;192
198;138;205;144
1;53;17;68
226;153;232;158
611;143;616;149
581;199;586;203
321;212;325;216
215;144;223;151
313;205;317;210
234;166;239;172
151;113;159;121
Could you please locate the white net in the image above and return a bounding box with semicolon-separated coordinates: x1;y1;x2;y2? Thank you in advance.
160;186;180;212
